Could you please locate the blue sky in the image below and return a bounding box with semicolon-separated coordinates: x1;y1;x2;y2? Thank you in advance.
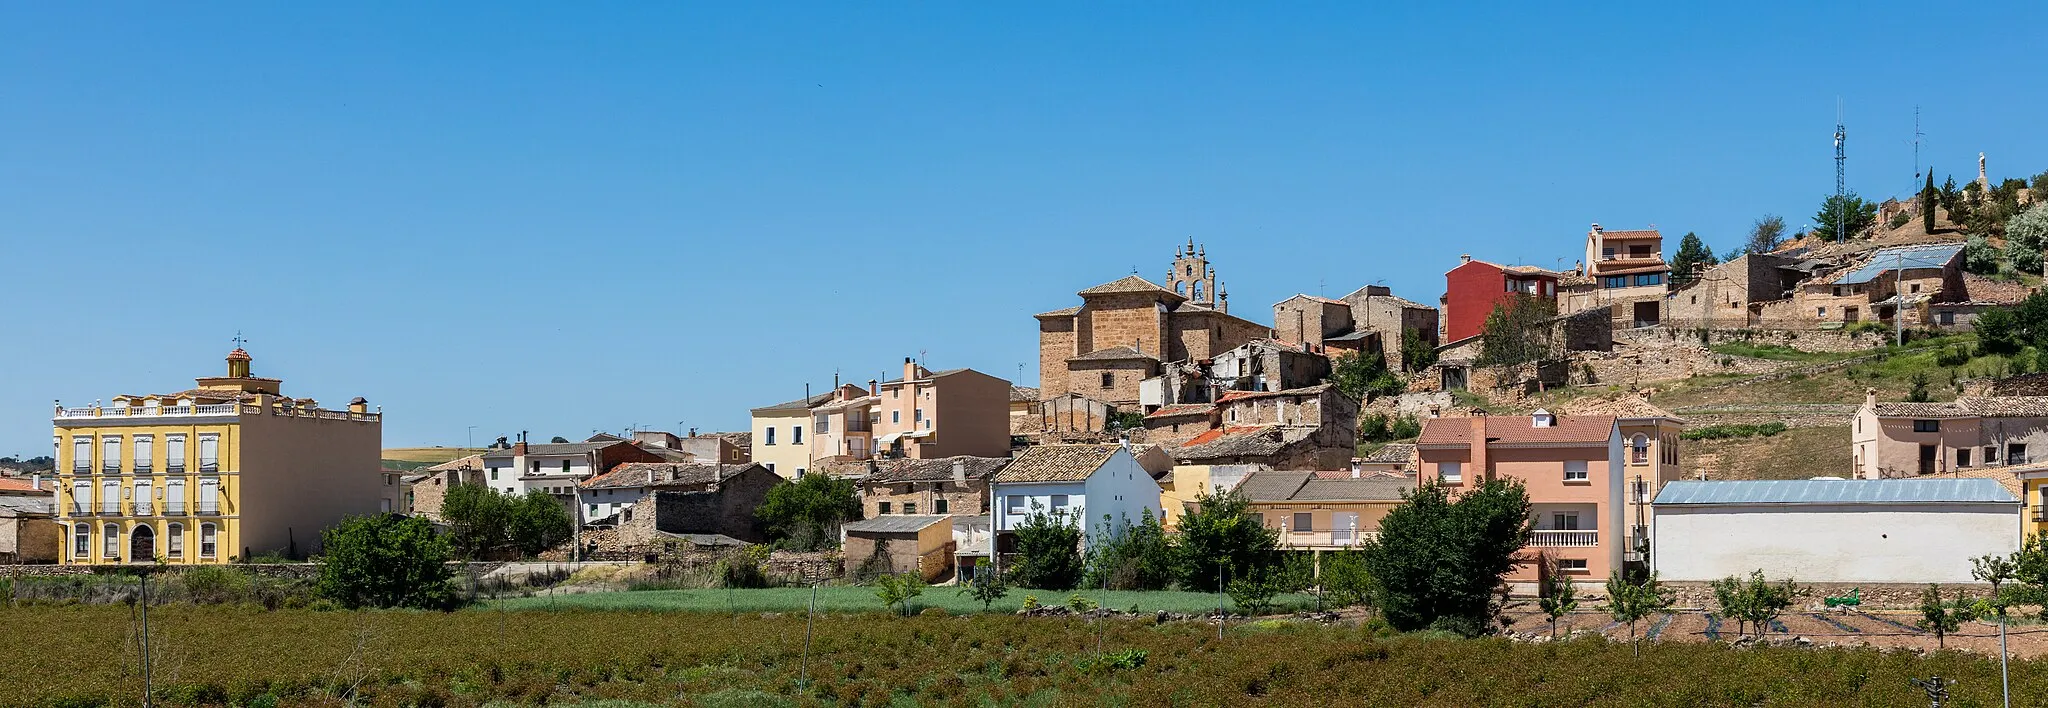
3;2;2043;455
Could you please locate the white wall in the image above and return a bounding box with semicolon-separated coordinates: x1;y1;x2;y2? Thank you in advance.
993;481;1087;533
1654;504;2020;583
577;486;648;522
1081;448;1164;544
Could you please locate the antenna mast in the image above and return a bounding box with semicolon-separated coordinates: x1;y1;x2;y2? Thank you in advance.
1834;100;1847;243
1912;105;1925;184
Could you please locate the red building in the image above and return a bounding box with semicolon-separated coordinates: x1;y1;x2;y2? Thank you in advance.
1443;256;1561;343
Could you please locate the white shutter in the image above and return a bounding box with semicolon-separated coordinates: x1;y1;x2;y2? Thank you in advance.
198;436;220;471
72;438;91;470
102;437;121;471
166;435;187;470
199;479;219;514
72;482;90;514
101;481;119;514
165;479;186;514
135;436;154;470
133;481;152;515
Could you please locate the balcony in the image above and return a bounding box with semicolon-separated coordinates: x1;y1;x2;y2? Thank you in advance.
196;503;220;515
165;502;186;516
1530;529;1600;547
1279;530;1380;549
99;503;120;516
133;502;152;516
56;404;241;420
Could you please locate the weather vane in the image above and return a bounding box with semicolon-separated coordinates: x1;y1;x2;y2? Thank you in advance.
231;330;248;348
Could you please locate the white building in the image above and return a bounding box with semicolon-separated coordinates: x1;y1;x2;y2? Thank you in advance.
1652;478;2020;584
990;444;1162;551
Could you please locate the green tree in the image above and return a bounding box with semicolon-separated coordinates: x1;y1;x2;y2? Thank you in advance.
1964;235;2003;275
2004;240;2042;276
1923;173;1939;234
755;472;860;550
549;436;570;444
1173;488;1280;592
1604;571;1672;656
2009;204;2048;261
1320;550;1377;609
1815;192;1879;241
508;490;573;556
1400;326;1438;372
1536;554;1580;639
1363;478;1532;635
1084;509;1176;591
317;514;457;610
1671;232;1717;285
959;565;1010;611
1973;291;2048;355
1916;584;1973;649
1907;371;1933;403
1476;295;1557;367
1331;350;1403;401
1008;504;1085;591
441;482;511;559
874;572;926;616
1747;215;1787;257
1715;570;1802;640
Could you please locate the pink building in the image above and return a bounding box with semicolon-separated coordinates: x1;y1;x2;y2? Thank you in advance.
1416;411;1625;582
810;359;1013;462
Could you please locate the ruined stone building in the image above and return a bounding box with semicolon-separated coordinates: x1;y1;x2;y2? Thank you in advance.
1035;242;1272;410
1273;286;1439;369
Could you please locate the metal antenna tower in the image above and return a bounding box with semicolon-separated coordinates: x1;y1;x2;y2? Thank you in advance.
1834;99;1847;243
1912;105;1925;183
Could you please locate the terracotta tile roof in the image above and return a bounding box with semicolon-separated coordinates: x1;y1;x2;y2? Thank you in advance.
863;456;1008;483
1034;306;1083;319
1068;346;1159;363
0;477;53;493
1359;443;1416;464
1868;397;2048;418
1417;415;1616;448
1172;426;1313;461
1146;403;1216;419
994;445;1117;483
425;454;486;472
1078;275;1181;298
1598;229;1663;240
1010;386;1041;402
580;462;763;490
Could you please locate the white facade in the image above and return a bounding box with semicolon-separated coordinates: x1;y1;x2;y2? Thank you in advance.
579;486;649;521
1655;503;2020;583
992;447;1162;547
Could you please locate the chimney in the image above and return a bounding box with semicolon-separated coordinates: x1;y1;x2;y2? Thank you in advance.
1459;254;1472;264
1427;405;1441;419
688;427;698;438
348;397;368;414
1591;223;1603;234
1468;414;1489;481
1349;458;1362;478
869;379;879;397
1865;387;1878;409
904;357;920;383
513;431;528;456
952;459;967;485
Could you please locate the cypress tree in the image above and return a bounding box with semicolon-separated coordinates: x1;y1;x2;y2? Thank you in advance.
1923;171;1938;234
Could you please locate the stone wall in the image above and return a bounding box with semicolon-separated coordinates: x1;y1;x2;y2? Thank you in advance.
0;561;505;579
1613;326;1893;355
861;479;987;518
1661;581;1977;611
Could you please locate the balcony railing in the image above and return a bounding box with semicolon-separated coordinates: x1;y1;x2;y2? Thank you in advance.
1530;529;1600;547
133;501;152;516
55;403;377;422
1279;530;1380;549
196;503;220;515
165;501;185;516
99;502;120;515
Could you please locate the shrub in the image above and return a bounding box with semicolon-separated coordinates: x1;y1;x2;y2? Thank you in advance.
756;473;861;551
318;514;457;610
1680;423;1787;441
1008;504;1084;591
1173;488;1279;591
1066;593;1098;612
874;573;926;616
1365;478;1531;633
959;566;1010;610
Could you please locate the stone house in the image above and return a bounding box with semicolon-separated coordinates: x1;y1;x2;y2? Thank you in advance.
1355;443;1416;475
1852;390;2048;479
0;477;59;563
841;515;955;581
1274;286;1440;369
1035;242;1272;411
1141;338;1330;410
1787;243;1967;328
856;455;1008;518
579;462;784;543
1663;253;1812;329
1141;403;1220;448
1169;383;1360;470
402;454;485;522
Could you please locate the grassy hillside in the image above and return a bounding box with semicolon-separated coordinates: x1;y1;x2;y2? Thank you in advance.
1684;426;1853;480
1650;335;1990;409
381;447;488;471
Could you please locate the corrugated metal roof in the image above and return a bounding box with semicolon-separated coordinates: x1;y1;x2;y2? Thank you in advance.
1654;478;2017;506
1833;244;1964;285
842;515;951;533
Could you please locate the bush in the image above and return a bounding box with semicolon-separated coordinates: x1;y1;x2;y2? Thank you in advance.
1008;504;1085;591
1680;423;1788;441
756;473;861;551
1935;345;1972;367
874;573;926;616
958;566;1009;610
442;484;574;559
318;514;457;610
1365;478;1531;633
1083;509;1175;591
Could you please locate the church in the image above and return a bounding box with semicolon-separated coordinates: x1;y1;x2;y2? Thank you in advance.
1034;240;1273;409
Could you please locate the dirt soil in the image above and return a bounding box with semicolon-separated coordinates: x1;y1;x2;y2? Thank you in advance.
1501;605;2048;657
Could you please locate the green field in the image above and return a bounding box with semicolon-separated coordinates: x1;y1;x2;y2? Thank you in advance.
381;447;489;471
494;586;1320;615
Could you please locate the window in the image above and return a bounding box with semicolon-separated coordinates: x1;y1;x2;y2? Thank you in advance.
817;416;831;434
1553;512;1580;530
1602;276;1628;289
167;524;184;557
766;463;776;474
903;502;917;514
1050;494;1070;510
198;479;220;515
1630;434;1650;464
198;435;219;472
892;411;901;424
71;481;91;515
73;524;90;558
1986;446;1999;463
1557;559;1588;571
878;501;892;514
1293;512;1313;532
2011;443;2029;465
793;426;803;444
935;499;948;514
133;481;151;516
1100;373;1114;389
1440;461;1462;483
559;460;571;473
490;467;500;480
101;480;119;514
1633;273;1663;287
1602;247;1615;260
588;504;598;515
1910;283;1921;293
159;436;187;474
199;524;217;558
1564;460;1589;481
914;409;923;423
72;437;91;471
765;427;776;445
103;523;120;558
892;389;900;399
103;437;122;472
1958;448;1973;468
1913;419;1940;433
1006;496;1025;515
165;479;184;514
134;436;154;471
1818;307;1828;319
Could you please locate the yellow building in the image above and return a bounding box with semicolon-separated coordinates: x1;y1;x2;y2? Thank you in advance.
2014;464;2048;538
749;392;831;479
50;348;382;565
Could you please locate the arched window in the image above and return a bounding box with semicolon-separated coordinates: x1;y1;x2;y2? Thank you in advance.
1630;434;1650;465
1192;282;1203;300
1176;281;1186;295
167;523;185;558
72;524;90;559
199;523;218;559
102;523;121;560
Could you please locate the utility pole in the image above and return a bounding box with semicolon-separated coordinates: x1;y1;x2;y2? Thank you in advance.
140;571;153;708
1895;253;1906;347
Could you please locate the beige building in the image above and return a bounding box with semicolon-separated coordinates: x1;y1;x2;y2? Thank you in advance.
1560;224;1670;328
51;348;382;564
406;453;484;522
1560;393;1685;553
810;360;1014;462
1418;412;1626;582
749;392;833;479
0;477;59;563
1853;390;2048;479
1273;286;1439;369
856;456;1007;519
1238;470;1414;551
